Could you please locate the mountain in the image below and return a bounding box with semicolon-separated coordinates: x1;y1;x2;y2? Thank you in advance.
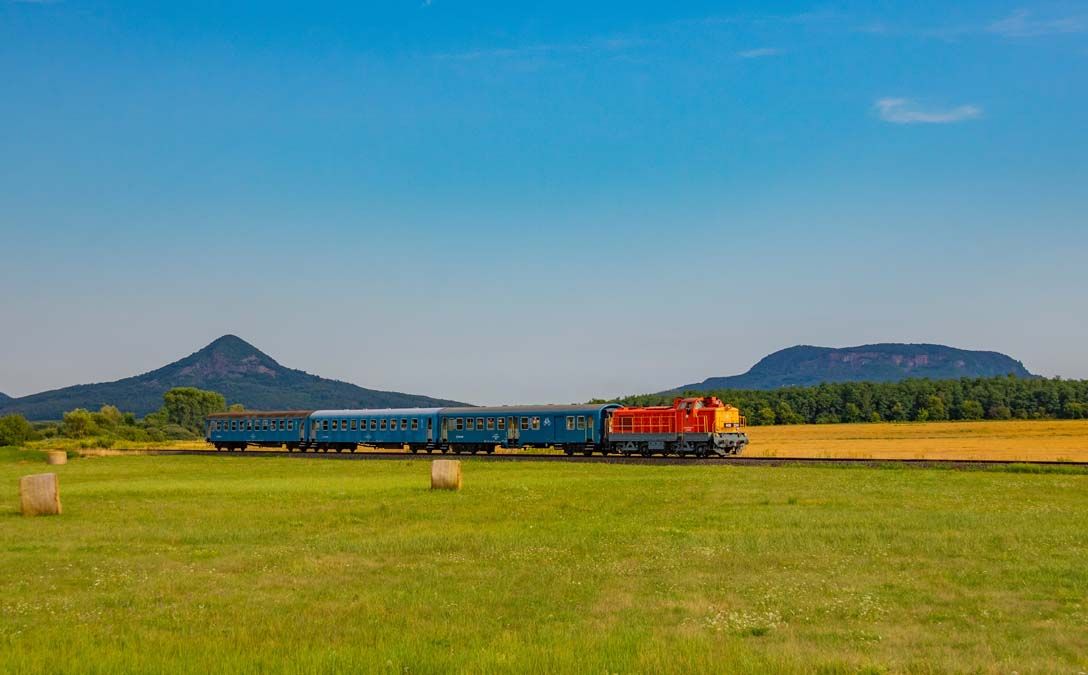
0;392;10;404
0;335;466;420
673;343;1034;392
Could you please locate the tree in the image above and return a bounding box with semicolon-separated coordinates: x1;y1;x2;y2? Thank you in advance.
228;403;246;413
959;400;985;420
61;408;97;438
775;401;802;425
754;406;776;426
922;395;948;421
888;401;908;422
92;405;124;429
1062;401;1087;419
161;387;227;433
843;403;863;423
0;414;38;446
988;405;1013;420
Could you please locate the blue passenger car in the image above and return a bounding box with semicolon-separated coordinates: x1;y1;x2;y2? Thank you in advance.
437;404;621;455
306;408;441;452
206;411;312;451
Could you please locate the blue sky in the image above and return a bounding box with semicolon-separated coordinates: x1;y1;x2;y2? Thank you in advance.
1;1;1085;404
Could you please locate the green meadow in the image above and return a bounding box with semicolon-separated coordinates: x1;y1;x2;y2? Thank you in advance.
2;447;1086;673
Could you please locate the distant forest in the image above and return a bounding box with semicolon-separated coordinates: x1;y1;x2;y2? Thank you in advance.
608;376;1088;425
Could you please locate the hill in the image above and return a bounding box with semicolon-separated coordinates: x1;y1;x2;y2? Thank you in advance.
673;343;1034;392
0;392;10;404
0;335;466;420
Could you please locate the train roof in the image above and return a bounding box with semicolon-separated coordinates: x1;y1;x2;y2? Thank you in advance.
311;408;443;418
207;410;314;418
440;403;622;415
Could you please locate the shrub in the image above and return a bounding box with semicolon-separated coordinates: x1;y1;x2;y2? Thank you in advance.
0;414;39;446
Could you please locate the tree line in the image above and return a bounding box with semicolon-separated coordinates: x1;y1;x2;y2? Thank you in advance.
607;375;1088;425
0;387;241;447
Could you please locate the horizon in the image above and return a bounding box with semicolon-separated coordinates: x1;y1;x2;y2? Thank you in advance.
1;1;1085;404
0;334;1054;405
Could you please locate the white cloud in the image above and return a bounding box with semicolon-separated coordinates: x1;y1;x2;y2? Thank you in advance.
988;9;1085;37
737;47;783;59
875;98;982;125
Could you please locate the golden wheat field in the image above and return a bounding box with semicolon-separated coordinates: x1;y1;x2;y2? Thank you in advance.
744;419;1088;462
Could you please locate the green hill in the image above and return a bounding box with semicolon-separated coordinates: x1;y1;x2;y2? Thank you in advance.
0;335;466;420
673;343;1034;392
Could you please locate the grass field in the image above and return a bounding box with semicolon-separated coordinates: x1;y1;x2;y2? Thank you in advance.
745;420;1088;462
2;447;1087;673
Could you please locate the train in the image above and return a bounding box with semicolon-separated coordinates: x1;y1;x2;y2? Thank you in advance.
205;396;748;458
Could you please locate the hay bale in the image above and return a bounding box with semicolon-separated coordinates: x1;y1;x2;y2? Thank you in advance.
431;459;462;491
46;451;68;465
20;473;62;516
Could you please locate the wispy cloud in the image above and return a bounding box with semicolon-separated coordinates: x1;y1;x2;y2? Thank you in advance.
737;47;783;59
987;9;1086;37
875;98;982;125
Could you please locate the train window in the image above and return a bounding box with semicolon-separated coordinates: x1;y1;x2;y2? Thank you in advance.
466;418;474;430
380;419;387;430
531;417;540;430
476;417;484;430
498;417;505;430
229;421;235;431
350;419;357;430
577;416;586;430
588;416;594;430
322;420;329;431
370;419;377;431
486;418;494;430
263;419;269;431
402;418;408;430
566;416;575;430
288;421;295;430
427;418;432;431
411;419;419;430
341;419;348;430
520;417;529;430
455;418;464;431
392;419;399;430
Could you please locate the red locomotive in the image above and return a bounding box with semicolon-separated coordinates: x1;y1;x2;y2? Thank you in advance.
608;396;747;457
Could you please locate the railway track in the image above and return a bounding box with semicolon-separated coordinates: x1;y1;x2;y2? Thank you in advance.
132;449;1088;470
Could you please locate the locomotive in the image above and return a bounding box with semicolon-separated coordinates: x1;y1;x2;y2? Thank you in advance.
205;397;747;457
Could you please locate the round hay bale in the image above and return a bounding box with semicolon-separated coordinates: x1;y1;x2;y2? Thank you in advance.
46;451;68;466
431;459;462;491
20;473;62;516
